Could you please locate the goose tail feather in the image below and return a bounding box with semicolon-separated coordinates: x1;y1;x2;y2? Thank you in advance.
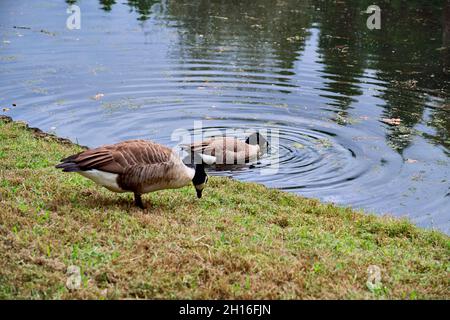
55;162;82;172
56;152;85;172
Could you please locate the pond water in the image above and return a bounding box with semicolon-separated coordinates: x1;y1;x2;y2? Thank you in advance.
1;0;449;233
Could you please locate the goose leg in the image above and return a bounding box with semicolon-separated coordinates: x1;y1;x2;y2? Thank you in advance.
134;193;145;209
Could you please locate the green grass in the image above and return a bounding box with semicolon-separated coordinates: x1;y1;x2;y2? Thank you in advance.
0;118;449;299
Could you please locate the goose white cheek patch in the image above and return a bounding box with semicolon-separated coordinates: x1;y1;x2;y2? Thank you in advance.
198;154;216;165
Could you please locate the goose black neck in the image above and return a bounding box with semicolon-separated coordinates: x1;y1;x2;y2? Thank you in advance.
192;163;206;184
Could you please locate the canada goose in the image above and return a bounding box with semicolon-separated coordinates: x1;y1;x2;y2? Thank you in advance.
182;132;268;166
55;139;208;209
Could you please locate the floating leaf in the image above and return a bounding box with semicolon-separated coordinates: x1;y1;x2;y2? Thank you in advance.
381;118;401;126
316;139;332;148
92;93;105;100
292;142;305;149
286;35;302;42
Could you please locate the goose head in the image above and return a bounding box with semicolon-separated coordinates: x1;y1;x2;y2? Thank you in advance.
192;163;208;198
245;132;269;152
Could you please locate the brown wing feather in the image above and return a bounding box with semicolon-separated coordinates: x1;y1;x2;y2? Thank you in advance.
117;162;176;192
187;140;213;153
186;137;251;164
58;140;173;174
187;138;247;155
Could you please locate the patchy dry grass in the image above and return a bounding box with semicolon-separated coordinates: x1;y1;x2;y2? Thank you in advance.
0;118;449;299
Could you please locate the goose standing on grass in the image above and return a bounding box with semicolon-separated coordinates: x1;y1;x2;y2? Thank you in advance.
182;132;268;166
55;139;208;209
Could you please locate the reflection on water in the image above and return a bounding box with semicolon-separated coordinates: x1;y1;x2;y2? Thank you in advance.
0;0;449;233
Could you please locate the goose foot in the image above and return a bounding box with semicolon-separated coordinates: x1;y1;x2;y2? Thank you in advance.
134;193;145;209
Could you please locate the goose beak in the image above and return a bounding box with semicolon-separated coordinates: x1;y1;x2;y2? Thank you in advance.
196;189;203;199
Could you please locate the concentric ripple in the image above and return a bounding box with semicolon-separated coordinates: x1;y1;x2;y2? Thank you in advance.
180;119;400;209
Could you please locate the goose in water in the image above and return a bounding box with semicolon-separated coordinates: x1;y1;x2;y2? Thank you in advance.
182;132;268;166
55;139;208;209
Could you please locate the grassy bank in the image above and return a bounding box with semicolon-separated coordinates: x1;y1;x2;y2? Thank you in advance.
0;117;448;299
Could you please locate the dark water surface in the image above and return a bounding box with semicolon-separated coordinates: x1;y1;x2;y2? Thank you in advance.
1;0;449;233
